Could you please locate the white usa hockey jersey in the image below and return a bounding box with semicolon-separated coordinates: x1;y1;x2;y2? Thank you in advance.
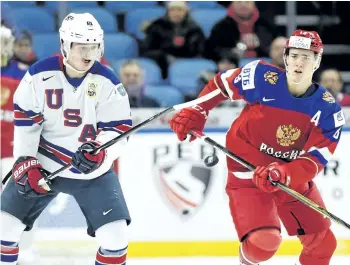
13;56;132;180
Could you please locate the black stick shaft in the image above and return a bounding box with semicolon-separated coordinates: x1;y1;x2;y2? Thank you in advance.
36;88;221;188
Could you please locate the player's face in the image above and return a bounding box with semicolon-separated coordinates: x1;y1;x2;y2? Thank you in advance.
270;37;287;68
68;43;100;71
168;7;187;24
320;70;343;95
218;59;237;72
286;48;316;83
120;65;143;87
232;1;255;18
13;39;32;61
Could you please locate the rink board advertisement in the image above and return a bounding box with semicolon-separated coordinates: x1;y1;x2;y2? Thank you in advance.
35;130;350;256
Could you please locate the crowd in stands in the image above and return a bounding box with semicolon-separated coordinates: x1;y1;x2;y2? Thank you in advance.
1;1;350;108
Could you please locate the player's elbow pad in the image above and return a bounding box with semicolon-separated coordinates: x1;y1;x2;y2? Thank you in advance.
197;78;228;111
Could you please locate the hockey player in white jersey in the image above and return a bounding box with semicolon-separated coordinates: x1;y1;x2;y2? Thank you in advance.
1;13;132;265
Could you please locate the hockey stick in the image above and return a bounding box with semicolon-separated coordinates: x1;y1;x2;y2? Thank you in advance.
37;89;222;188
190;130;350;231
2;171;12;185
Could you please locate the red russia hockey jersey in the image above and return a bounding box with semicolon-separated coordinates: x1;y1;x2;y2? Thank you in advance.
1;60;27;158
210;60;345;186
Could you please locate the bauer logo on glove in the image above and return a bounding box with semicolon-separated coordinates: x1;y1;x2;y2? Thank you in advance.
12;156;50;198
13;158;41;181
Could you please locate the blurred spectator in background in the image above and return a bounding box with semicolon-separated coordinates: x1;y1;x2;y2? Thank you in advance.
187;53;242;106
269;36;287;69
217;53;239;72
319;69;350;106
205;1;275;63
119;59;160;108
1;3;17;32
141;1;205;78
12;30;38;66
198;53;239;90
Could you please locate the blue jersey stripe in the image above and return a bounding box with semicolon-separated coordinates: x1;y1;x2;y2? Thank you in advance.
28;56;61;76
1;241;18;247
14;120;35;126
14;104;40;117
0;254;18;262
38;147;81;174
38;147;67;166
308;150;328;166
40;136;74;157
90;61;120;85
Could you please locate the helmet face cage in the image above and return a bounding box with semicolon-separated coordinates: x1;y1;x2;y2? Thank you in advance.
59;13;104;64
283;30;323;72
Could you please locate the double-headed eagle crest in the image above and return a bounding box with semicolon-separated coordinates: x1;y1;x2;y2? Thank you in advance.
276;124;301;146
264;71;279;85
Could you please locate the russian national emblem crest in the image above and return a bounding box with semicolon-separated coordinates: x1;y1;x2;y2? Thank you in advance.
322;91;335;103
264;71;278;85
276;124;301;147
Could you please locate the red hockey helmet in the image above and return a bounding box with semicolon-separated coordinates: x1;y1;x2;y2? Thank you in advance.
285;29;323;54
284;29;323;72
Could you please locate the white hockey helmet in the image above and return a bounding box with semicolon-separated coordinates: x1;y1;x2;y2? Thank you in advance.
59;13;104;72
0;26;14;67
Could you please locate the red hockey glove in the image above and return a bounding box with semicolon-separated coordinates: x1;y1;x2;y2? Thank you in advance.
169;105;208;142
71;141;106;174
253;162;291;193
12;157;49;197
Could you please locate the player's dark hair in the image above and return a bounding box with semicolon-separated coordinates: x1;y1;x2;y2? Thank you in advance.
15;30;32;44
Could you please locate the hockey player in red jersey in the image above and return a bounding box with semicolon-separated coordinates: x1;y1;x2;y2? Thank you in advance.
169;30;345;265
1;26;28;178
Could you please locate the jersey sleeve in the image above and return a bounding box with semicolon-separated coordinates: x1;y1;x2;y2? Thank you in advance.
95;80;132;164
213;60;261;104
285;105;345;186
13;72;44;159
